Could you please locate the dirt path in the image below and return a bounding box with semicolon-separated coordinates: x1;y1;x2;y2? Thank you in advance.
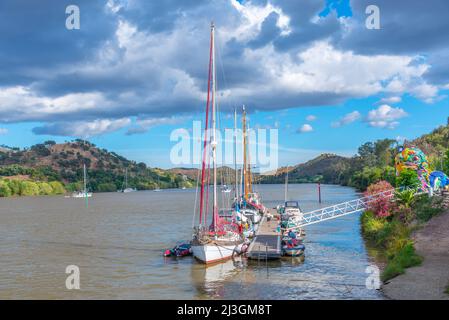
382;210;449;300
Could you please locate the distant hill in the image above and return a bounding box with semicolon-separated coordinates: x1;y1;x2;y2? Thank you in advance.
0;140;193;192
260;153;352;184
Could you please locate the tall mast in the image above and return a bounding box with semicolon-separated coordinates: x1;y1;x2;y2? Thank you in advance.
211;22;218;230
125;168;128;189
247;119;252;194
234;107;239;201
84;164;87;194
242;105;247;200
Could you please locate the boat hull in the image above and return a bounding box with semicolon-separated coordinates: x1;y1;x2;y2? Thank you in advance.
192;243;241;264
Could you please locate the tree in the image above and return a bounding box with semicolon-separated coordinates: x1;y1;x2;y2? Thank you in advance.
396;169;420;188
20;181;40;196
0;180;12;197
49;181;66;194
358;142;377;167
374;139;395;167
38;182;53;195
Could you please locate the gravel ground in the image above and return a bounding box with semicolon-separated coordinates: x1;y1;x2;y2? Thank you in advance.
382;210;449;300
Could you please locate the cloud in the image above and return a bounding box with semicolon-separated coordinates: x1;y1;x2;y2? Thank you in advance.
297;124;313;133
332;111;361;127
377;96;402;104
126;116;186;135
0;0;446;137
32;118;131;138
306;115;317;121
0;128;8;135
366;105;408;129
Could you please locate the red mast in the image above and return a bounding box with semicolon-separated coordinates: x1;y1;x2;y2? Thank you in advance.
199;24;214;225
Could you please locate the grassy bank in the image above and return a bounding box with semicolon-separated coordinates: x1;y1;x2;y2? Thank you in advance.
0;178;66;197
360;184;445;282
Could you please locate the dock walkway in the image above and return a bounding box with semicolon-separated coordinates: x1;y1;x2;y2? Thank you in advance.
247;208;282;260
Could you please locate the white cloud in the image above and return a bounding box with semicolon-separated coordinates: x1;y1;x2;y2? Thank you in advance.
332;111;361;127
126;116;186;135
378;96;402;104
306;115;317;121
0;128;8;135
366;105;408;129
297;124;313;133
33;118;131;138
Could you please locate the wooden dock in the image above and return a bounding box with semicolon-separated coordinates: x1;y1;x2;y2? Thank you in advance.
247;208;282;260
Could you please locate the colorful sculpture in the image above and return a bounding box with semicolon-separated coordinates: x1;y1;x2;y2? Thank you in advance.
429;171;449;192
395;146;430;190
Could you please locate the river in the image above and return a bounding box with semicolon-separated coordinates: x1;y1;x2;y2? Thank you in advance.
0;184;383;299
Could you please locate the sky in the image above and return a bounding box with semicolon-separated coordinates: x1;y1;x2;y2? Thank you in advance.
0;0;448;170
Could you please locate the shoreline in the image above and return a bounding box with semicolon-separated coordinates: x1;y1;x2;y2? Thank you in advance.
381;209;449;300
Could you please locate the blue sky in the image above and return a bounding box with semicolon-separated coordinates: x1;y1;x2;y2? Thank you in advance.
0;0;448;169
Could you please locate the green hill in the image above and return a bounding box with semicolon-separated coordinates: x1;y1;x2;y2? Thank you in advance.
0;140;193;196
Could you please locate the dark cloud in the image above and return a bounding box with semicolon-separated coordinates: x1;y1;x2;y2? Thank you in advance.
0;0;117;86
0;0;447;137
338;0;449;55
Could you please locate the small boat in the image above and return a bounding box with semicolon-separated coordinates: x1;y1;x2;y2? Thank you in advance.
119;168;136;193
182;186;186;190
282;243;305;257
282;229;305;257
72;164;92;198
164;243;192;257
221;185;232;193
72;191;92;198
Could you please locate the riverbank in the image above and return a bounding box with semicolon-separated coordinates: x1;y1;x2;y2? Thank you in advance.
382;208;449;300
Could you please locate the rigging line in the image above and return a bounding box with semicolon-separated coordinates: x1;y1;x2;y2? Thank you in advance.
216;30;238;113
192;159;201;229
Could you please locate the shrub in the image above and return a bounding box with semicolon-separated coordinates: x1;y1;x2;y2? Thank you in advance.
0;180;12;197
413;194;444;222
396;169;420;188
20;181;40;196
7;179;21;195
38;182;53;195
382;242;422;281
365;180;394;217
49;181;65;194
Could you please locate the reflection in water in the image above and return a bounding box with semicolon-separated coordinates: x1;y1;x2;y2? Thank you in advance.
0;184;383;299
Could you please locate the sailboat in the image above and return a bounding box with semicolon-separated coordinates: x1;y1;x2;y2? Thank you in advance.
72;164;92;198
191;23;243;264
154;177;161;192
120;168;136;193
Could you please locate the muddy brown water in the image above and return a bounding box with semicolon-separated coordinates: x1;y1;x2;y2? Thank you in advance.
0;184;383;299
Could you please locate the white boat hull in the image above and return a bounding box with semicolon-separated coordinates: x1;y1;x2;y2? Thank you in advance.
192;243;241;264
72;192;92;198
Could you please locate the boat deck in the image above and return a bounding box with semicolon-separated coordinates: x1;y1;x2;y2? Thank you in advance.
247;208;282;260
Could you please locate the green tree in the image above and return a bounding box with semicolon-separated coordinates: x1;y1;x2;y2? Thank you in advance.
7;179;21;195
38;182;53;195
49;181;65;194
0;180;12;197
396;169;420;188
20;181;40;196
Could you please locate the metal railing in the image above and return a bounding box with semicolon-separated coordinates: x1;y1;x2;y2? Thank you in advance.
285;186;422;230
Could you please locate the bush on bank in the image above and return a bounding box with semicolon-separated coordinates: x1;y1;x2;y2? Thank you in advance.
361;180;445;282
0;179;66;197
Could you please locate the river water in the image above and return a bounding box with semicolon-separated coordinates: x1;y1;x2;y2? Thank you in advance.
0;184;383;299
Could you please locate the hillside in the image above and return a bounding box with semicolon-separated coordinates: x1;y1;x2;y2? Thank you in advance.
261;123;449;190
261;153;352;184
0;140;193;193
